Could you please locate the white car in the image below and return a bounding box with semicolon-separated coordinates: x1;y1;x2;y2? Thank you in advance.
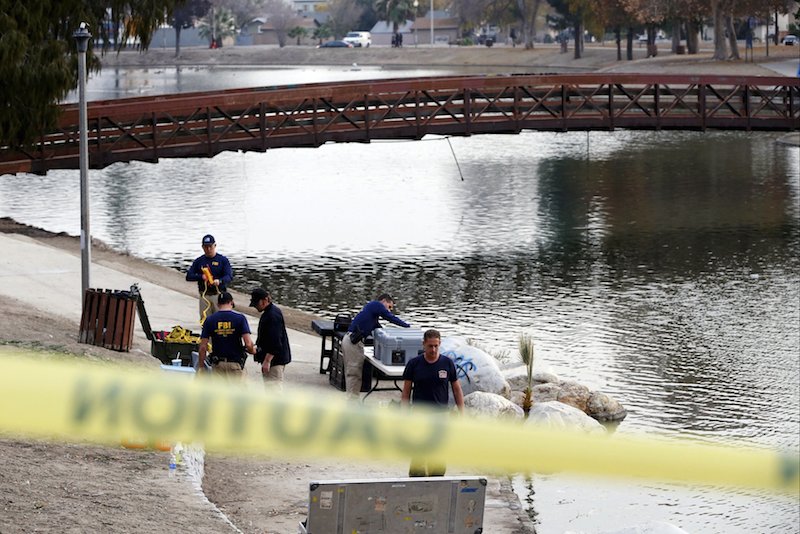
782;35;797;45
343;31;371;48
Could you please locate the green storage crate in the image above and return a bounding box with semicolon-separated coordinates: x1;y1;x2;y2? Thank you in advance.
150;335;198;366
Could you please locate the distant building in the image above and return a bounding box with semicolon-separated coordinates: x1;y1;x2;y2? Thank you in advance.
369;20;414;46
411;15;459;45
292;0;323;15
253;15;317;46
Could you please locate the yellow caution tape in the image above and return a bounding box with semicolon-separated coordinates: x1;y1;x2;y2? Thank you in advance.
164;325;200;344
1;352;797;494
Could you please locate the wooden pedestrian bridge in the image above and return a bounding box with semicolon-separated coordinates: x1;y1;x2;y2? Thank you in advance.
1;73;798;176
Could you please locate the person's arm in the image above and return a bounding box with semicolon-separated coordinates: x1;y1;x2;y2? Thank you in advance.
451;379;465;414
197;338;209;370
254;316;267;362
378;303;410;328
219;256;233;287
401;380;413;406
401;360;414;405
186;257;202;282
242;332;255;355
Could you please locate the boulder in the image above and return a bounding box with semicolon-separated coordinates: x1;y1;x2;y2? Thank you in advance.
464;391;524;419
586;391;628;423
502;365;529;391
556;380;592;412
533;370;559;385
503;365;560;391
532;382;560;403
440;338;511;398
526;401;606;434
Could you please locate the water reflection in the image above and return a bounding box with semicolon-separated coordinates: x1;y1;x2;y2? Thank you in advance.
1;128;797;531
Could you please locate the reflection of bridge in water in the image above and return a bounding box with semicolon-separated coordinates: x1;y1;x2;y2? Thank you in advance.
1;74;798;175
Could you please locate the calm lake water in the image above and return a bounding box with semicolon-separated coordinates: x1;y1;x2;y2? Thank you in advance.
4;66;799;533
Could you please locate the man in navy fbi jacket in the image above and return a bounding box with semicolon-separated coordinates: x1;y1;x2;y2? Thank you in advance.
341;293;410;398
186;234;233;320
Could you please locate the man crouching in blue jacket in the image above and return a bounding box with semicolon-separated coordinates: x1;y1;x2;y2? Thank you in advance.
342;293;410;399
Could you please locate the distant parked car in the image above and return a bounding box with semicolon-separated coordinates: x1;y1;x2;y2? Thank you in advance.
343;31;371;47
782;35;797;45
317;40;353;48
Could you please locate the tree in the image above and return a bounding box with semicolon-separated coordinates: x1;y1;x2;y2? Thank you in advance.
223;0;267;28
450;0;491;35
0;0;179;148
198;5;238;45
374;0;415;34
548;0;595;59
328;0;364;38
513;0;544;49
173;0;212;57
287;25;308;45
264;0;298;47
710;0;736;60
354;0;379;34
313;22;333;44
595;0;634;60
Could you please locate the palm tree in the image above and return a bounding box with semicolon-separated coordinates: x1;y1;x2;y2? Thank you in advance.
198;7;238;47
313;23;333;45
288;26;309;46
374;0;415;34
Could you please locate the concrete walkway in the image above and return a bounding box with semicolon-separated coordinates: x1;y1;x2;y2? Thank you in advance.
0;232;322;369
0;231;533;533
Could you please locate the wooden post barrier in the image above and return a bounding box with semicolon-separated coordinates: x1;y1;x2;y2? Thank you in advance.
78;288;138;351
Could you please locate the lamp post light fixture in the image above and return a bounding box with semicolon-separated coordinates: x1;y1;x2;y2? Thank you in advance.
74;22;92;302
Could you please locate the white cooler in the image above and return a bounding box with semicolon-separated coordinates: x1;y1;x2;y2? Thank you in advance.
372;327;425;366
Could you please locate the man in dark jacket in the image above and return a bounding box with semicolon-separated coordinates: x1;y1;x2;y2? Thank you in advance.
342;293;410;399
186;234;233;321
250;288;291;386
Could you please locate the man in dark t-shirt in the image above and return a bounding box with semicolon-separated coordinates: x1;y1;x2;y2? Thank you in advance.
401;328;464;476
198;292;255;379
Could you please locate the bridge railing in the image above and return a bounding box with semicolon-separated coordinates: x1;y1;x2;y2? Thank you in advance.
1;74;798;175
